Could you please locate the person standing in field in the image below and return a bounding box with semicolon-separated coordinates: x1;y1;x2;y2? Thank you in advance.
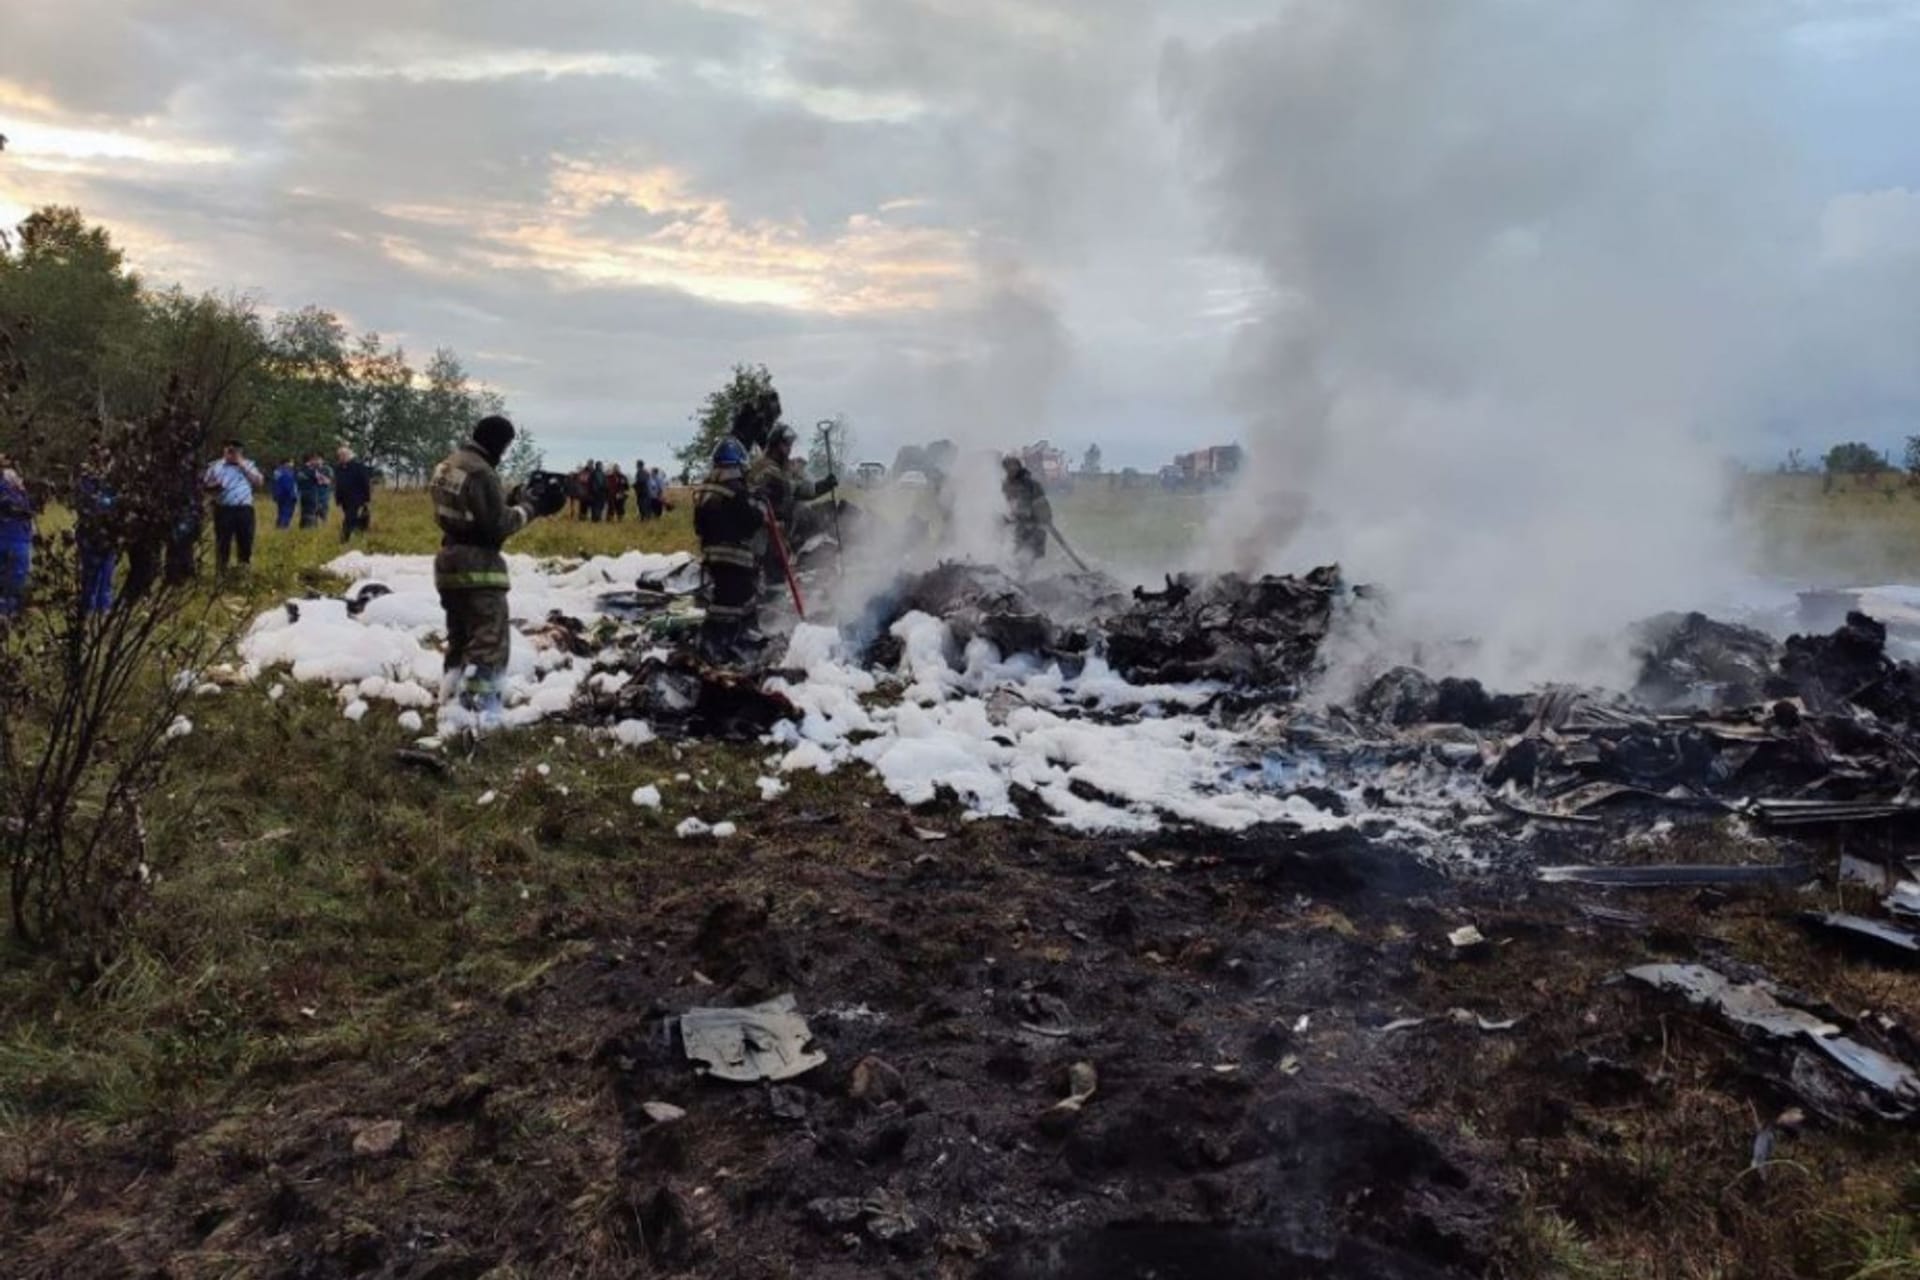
296;453;323;528
429;415;559;729
313;455;335;523
651;466;667;517
0;453;34;617
203;439;263;573
334;445;373;542
585;461;608;523
75;443;118;613
271;458;299;529
1000;454;1052;567
749;424;836;581
694;437;764;662
607;464;630;521
633;459;651;520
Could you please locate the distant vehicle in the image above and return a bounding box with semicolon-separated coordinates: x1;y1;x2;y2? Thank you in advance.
855;461;887;488
896;470;930;490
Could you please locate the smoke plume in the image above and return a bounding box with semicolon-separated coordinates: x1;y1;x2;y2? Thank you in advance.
1163;1;1815;690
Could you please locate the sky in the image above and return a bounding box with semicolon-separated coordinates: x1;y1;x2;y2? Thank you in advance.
2;0;1920;473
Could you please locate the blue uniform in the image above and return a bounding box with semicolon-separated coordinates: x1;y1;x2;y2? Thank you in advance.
0;469;32;616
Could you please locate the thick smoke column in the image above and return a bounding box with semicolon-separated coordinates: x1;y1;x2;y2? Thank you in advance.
1163;2;1802;689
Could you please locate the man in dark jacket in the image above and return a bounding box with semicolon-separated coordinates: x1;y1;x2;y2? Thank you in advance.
748;424;836;583
271;459;299;529
695;437;765;662
1001;455;1052;567
430;415;560;728
334;446;373;542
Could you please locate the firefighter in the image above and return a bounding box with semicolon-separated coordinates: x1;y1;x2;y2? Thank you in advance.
429;415;560;728
1001;454;1052;566
694;437;765;662
749;423;836;580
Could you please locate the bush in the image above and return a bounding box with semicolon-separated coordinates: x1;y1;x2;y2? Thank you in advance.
0;389;234;962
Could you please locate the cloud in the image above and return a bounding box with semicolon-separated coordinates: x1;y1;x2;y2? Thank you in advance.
0;0;1916;486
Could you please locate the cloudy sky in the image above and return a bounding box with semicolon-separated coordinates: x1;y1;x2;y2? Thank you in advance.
3;0;1919;472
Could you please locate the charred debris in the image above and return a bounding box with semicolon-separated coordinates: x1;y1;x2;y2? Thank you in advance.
569;557;1920;849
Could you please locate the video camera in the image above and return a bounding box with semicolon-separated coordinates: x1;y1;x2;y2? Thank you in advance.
521;470;571;517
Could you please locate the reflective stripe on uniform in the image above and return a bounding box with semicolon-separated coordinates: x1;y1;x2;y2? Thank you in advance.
702;546;757;569
704;600;755;620
436;571;512;589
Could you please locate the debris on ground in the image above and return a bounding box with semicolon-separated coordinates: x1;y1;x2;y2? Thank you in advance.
1797;912;1920;966
1625;963;1920;1121
680;994;826;1083
1103;566;1343;692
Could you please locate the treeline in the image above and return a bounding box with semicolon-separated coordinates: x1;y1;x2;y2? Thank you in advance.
0;206;529;482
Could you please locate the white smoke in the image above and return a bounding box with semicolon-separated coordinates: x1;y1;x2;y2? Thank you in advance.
1162;1;1824;690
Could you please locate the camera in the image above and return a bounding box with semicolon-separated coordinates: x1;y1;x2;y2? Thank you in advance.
522;470;570;517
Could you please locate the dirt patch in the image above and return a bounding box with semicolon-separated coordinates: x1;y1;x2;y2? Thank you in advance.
3;804;1914;1278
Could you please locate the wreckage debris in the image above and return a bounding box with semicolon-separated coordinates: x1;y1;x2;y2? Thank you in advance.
679;993;825;1083
1797;912;1920;966
1103;566;1342;691
1632;611;1780;712
1359;666;1527;730
578;651;798;741
1625;963;1920;1122
1538;861;1811;889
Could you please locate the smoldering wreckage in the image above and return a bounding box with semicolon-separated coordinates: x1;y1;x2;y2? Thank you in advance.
202;539;1920;1277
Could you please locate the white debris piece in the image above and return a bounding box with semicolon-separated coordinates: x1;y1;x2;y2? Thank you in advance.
631;785;662;809
194;682;223;698
712;822;738;838
268;683;286;702
397;710;424;733
477;790;498;807
611;719;655;748
675;817;711;838
164;715;193;741
757;776;789;801
343;699;369;723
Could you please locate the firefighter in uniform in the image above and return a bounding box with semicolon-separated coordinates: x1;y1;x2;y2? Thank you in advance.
1001;454;1052;567
748;423;836;582
694;437;765;662
429;415;556;727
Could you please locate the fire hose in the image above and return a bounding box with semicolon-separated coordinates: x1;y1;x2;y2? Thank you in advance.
763;499;806;619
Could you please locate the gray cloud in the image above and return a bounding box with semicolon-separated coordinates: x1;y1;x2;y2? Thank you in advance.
0;0;1916;490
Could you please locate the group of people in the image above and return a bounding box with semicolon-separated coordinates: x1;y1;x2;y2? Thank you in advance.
269;448;373;538
693;393;840;661
563;460;668;522
0;437;274;617
0;438;382;618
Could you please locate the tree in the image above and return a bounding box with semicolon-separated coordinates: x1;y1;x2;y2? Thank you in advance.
1903;436;1920;482
256;305;350;461
129;289;269;453
807;415;852;479
0;206;144;453
1082;443;1103;475
341;332;416;479
1824;442;1888;476
501;431;544;482
677;363;779;475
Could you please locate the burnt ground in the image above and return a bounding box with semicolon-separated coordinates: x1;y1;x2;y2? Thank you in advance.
4;790;1918;1279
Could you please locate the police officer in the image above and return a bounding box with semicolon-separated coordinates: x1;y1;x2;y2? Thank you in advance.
1001;455;1052;566
429;415;559;727
694;437;765;662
